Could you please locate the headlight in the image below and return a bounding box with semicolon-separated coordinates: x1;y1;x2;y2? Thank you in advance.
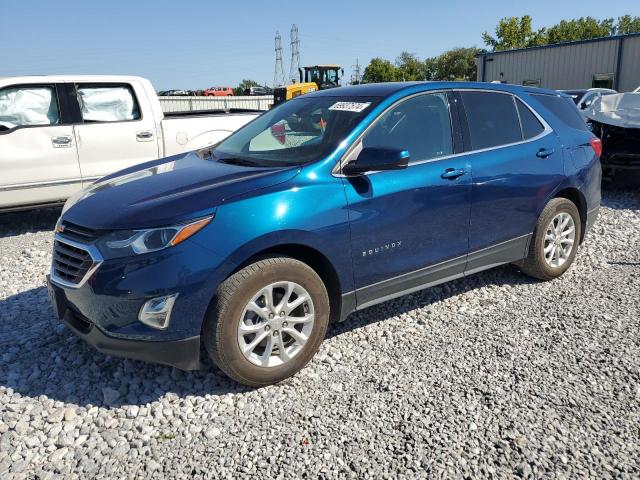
96;216;213;258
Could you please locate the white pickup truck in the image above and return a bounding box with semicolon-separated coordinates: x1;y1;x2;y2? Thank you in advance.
0;75;261;212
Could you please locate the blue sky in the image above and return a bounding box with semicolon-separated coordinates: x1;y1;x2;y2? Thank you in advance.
2;0;636;90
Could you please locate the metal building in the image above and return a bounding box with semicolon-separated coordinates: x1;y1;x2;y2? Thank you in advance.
476;33;640;92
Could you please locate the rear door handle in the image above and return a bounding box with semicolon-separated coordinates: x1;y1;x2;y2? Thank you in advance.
536;148;555;158
51;136;73;148
136;130;154;141
441;168;465;180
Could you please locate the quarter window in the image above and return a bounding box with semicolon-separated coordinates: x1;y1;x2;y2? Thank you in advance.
460;91;521;150
516;98;545;139
76;84;140;122
532;94;587;131
362;93;453;163
0;86;59;131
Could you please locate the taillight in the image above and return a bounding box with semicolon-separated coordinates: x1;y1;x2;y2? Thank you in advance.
589;137;602;158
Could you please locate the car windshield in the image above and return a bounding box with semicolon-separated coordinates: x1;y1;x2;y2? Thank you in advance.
214;95;380;167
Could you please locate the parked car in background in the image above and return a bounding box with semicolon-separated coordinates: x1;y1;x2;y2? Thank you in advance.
585;92;640;185
244;86;273;96
48;82;601;387
204;87;234;97
0;75;261;211
158;89;191;96
560;88;617;119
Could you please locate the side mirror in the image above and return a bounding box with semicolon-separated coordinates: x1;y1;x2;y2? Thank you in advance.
342;147;410;175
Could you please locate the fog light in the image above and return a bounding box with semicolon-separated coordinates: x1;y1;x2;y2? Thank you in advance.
138;294;178;330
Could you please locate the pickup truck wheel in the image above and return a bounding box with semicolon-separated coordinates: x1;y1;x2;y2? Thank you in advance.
518;198;581;281
203;257;329;387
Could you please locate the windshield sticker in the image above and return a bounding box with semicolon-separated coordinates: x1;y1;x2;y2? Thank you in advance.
328;101;371;113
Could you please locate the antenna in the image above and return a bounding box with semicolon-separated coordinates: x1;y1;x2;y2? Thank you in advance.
274;31;285;88
289;24;301;84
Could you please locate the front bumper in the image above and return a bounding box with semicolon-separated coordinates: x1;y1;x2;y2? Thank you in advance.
48;277;201;370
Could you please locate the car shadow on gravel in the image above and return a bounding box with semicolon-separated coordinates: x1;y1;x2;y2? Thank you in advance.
0;207;61;239
0;286;251;408
1;264;534;408
330;263;535;339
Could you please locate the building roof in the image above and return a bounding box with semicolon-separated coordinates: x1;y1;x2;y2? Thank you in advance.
477;32;640;57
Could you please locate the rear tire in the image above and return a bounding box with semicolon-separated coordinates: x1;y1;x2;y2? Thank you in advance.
518;198;582;281
203;256;329;387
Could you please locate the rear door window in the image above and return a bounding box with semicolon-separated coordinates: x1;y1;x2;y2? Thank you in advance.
363;92;453;163
0;85;59;131
531;94;587;131
460;91;522;150
515;98;545;139
76;84;140;122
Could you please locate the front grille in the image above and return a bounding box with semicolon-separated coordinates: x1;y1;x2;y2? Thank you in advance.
52;239;96;286
61;221;100;242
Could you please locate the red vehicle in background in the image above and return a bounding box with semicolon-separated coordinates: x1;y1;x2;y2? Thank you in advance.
203;86;234;96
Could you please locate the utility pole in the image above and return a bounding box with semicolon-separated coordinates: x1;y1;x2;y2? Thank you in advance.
289;24;301;84
274;31;285;88
351;58;361;84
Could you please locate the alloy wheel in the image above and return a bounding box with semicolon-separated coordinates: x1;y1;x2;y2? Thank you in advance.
543;212;576;268
237;281;315;367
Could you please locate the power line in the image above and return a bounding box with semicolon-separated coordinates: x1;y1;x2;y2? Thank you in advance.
289;24;301;84
274;31;285;88
351;58;361;84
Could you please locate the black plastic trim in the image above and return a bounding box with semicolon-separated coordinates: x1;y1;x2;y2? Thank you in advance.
48;279;201;370
348;234;531;313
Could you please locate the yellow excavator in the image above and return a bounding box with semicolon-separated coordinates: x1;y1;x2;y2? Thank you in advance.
273;65;344;105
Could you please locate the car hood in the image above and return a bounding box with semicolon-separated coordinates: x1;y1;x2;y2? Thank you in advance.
62;151;300;230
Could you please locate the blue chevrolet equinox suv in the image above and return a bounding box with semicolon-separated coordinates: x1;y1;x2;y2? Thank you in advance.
48;82;602;386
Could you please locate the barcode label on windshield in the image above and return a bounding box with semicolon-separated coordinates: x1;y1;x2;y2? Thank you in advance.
329;102;371;113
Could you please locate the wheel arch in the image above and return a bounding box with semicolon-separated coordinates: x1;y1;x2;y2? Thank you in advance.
226;243;345;325
553;187;588;243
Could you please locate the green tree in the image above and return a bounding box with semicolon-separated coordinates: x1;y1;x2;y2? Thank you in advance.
234;79;259;96
425;47;480;81
545;17;614;44
616;15;640;34
362;58;398;83
395;52;426;81
483;15;640;53
482;15;546;51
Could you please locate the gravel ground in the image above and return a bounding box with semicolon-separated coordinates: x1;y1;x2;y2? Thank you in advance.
0;187;639;479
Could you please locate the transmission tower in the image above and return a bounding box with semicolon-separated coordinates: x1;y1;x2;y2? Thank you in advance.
274;31;285;88
351;58;361;84
289;24;301;83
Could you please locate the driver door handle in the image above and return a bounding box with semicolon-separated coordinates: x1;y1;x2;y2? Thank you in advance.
441;168;465;180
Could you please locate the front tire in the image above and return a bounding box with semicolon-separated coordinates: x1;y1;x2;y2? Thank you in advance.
519;197;582;281
203;256;330;387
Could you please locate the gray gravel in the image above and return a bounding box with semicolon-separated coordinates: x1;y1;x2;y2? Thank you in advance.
1;188;639;479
